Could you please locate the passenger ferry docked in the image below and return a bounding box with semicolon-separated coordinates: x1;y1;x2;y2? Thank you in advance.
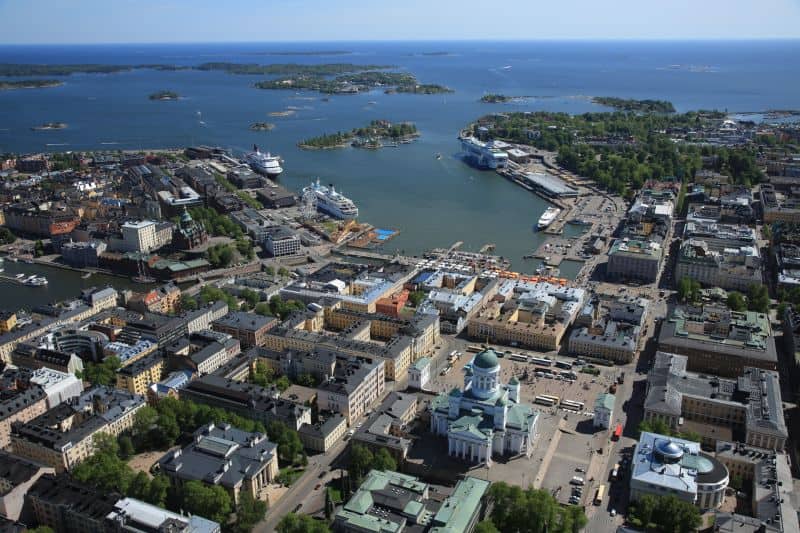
460;136;509;169
303;179;359;219
245;145;284;177
536;206;561;230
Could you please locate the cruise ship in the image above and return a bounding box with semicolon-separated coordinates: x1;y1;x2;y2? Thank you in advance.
303;179;359;219
245;145;283;177
536;206;561;230
460;136;509;169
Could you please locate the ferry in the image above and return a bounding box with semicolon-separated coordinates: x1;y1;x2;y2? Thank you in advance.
303;179;359;219
460;136;509;169
245;144;284;178
536;206;561;230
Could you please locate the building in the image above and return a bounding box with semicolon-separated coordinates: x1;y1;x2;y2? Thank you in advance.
256;184;296;209
181;375;311;431
61;240;107;268
10;347;84;376
761;183;800;224
11;387;145;472
334;470;490;533
568;297;648;363
185;301;229;334
298;414;348;453
593;393;615;430
644;352;788;450
676;237;762;291
0;451;55;521
3;204;80;237
0;312;16;334
171;208;209;251
713;443;800;533
263;226;301;257
657;305;777;377
158;422;279;505
607;239;663;282
120;221;160;253
212;312;276;348
352;392;417;464
103;339;158;367
106;497;221;532
467;281;585;351
127;283;181;315
0;386;48;449
375;290;409;318
115;353;165;396
630;432;729;510
430;349;539;466
523;172;578;198
164;333;239;377
28;368;83;409
408;357;431;391
24;474;120;533
317;356;385;424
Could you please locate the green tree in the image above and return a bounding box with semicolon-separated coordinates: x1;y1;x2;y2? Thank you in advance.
234;491;268;533
747;284;770;313
371;448;397;472
474;521;501;533
324;488;334;520
34;239;45;257
408;290;426;307
181;294;198;311
118;435;135;459
180;480;232;525
296;373;317;387
727;291;747;312
487;482;587;533
0;228;16;245
80;356;121;386
276;513;331;533
348;444;374;485
275;376;291;392
629;494;700;532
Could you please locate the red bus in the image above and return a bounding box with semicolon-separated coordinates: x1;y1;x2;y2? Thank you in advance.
612;423;623;441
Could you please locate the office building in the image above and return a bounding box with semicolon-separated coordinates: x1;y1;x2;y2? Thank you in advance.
212;312;276;348
607;239;663;282
106;497;221;532
263;226;301;257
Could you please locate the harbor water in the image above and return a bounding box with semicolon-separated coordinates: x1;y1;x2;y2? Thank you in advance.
1;41;798;281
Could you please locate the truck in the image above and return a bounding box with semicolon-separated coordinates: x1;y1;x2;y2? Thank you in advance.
617;372;625;385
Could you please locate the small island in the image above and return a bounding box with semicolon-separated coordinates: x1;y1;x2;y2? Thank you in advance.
149;90;180;101
0;79;63;91
299;119;419;150
249;122;275;131
31;122;67;131
256;70;452;95
481;94;513;103
592;96;676;113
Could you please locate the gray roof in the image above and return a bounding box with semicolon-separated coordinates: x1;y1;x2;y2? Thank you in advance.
158;423;277;489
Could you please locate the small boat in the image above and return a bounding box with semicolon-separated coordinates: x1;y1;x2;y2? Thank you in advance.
367;101;377;105
22;259;33;264
435;153;442;160
81;272;92;279
7;257;17;262
15;273;25;279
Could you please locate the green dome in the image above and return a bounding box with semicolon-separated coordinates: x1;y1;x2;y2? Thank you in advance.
473;349;499;369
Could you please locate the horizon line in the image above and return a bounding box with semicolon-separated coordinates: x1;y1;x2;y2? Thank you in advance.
1;37;800;46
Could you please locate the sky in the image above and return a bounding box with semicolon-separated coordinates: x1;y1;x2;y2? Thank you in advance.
0;0;799;44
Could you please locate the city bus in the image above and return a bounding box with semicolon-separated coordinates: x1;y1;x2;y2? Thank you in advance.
510;354;529;363
594;484;606;505
555;360;573;370
466;345;483;353
560;399;585;411
529;356;553;367
534;396;557;407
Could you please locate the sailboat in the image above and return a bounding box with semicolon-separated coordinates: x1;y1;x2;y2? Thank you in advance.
132;258;156;284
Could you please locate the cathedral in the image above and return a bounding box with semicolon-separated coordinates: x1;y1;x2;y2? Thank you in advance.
430;348;539;466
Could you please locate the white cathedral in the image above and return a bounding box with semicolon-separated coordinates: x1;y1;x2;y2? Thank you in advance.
430;348;539;466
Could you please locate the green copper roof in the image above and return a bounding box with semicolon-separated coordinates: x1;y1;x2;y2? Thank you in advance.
473;349;499;369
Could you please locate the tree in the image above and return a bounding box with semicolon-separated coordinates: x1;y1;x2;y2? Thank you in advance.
180;480;232;525
235;491;267;533
276;513;331;533
181;294;198;311
324;488;334;519
474;521;501;533
296;373;317;387
118;435;135;459
34;239;45;257
747;284;770;313
371;448;397;472
408;290;426;307
80;356;121;386
629;494;700;532
275;376;291;392
727;291;746;312
348;444;374;485
0;228;16;245
486;482;587;533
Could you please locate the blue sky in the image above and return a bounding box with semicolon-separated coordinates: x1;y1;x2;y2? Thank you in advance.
1;0;799;43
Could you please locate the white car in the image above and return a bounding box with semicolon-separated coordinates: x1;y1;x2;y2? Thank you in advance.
610;509;617;517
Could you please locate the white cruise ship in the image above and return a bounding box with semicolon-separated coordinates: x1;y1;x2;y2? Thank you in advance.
460;136;509;169
303;179;359;219
536;206;561;229
245;145;283;177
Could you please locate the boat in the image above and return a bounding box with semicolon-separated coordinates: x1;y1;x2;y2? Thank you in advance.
536;206;561;230
302;179;359;219
14;273;25;279
245;144;284;177
435;153;442;160
568;218;592;226
23;275;48;286
460;136;509;169
81;272;92;279
22;259;33;264
132;259;156;284
7;257;17;263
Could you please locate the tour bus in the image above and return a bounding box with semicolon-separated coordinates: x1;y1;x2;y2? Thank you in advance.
509;354;529;363
555;360;573;370
534;395;559;407
560;399;585;411
529;356;553;367
466;345;483;353
594;484;606;505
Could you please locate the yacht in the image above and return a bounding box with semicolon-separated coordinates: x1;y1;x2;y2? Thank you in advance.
460;136;508;169
23;275;48;286
536;206;561;230
302;179;359;219
245;144;284;177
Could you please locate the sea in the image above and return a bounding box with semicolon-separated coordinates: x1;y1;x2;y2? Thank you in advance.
0;40;798;310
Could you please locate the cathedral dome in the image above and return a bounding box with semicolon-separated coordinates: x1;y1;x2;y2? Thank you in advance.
473;349;499;370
